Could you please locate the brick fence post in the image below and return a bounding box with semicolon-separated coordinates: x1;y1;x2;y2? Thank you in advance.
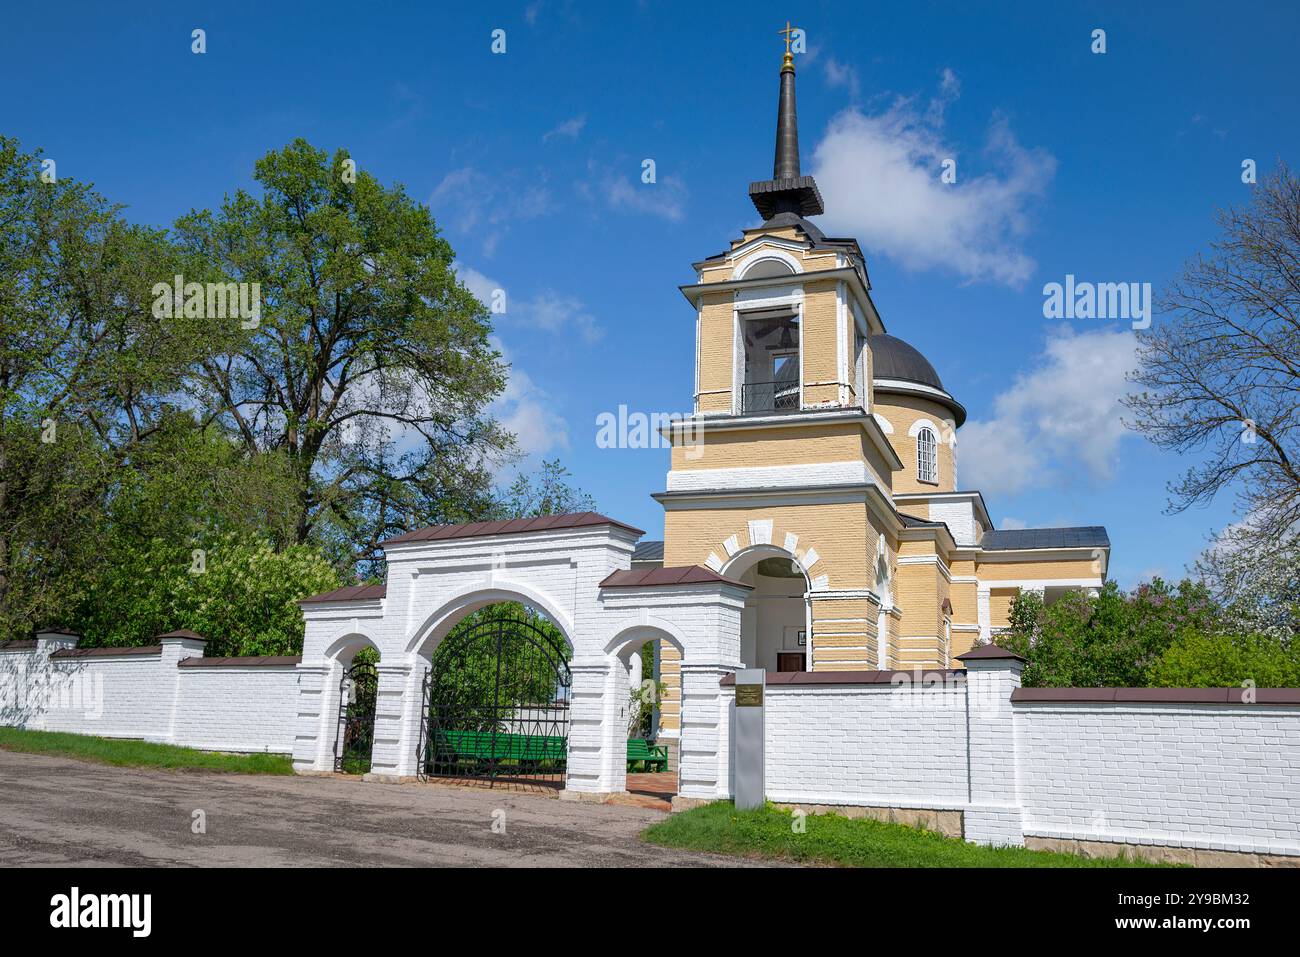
956;644;1026;846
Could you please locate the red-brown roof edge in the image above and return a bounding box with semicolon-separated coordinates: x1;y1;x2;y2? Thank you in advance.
381;511;645;547
299;583;387;605
599;565;752;590
955;643;1027;663
178;655;302;668
1012;687;1300;705
721;669;966;686
157;629;206;642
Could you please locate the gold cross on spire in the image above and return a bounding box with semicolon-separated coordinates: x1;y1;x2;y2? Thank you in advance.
778;21;797;68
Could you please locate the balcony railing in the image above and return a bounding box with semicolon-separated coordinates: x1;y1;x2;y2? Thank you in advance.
740;380;801;415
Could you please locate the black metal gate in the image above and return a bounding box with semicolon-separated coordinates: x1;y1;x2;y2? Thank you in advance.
333;661;379;774
419;614;571;786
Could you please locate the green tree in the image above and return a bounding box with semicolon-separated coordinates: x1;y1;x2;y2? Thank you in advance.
74;532;338;657
173;140;513;567
68;415;316;649
1148;630;1300;688
996;579;1222;687
1193;524;1300;641
497;458;597;518
1125;163;1300;550
0;135;202;639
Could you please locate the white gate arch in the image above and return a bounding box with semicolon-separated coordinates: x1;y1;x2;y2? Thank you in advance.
292;513;747;800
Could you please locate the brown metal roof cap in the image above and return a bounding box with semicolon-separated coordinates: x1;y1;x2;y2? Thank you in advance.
299;583;387;604
51;645;163;659
0;639;38;650
956;643;1027;663
721;669;966;686
599;565;752;589
178;655;302;668
1012;687;1300;705
381;511;645;547
35;626;82;637
156;629;206;642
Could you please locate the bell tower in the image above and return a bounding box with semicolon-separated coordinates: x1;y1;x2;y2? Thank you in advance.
651;30;905;728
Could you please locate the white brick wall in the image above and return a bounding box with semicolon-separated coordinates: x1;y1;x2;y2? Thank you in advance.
762;683;969;809
752;666;1300;855
0;639;299;755
172;667;300;753
1015;702;1300;856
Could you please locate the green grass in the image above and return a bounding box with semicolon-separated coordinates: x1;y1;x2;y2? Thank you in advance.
642;802;1170;867
0;727;294;775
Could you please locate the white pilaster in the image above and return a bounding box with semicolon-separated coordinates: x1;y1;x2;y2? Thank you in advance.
678;662;737;801
291;663;333;773
366;662;417;780
960;648;1025;845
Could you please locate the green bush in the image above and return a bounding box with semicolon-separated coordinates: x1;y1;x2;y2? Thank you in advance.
73;532;339;657
997;579;1221;687
1148;630;1300;688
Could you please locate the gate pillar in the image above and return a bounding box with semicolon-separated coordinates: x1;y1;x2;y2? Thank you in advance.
563;657;625;798
291;662;334;773
677;662;738;804
366;662;421;781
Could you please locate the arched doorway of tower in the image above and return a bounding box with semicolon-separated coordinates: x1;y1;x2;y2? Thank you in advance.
723;545;811;673
413;598;573;793
325;634;382;775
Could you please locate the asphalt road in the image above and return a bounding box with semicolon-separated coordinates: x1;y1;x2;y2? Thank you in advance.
0;750;757;867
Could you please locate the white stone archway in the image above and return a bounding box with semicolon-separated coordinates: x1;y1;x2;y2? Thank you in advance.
292;514;747;801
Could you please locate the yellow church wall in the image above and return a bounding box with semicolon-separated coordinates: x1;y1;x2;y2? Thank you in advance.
949;578;978;622
799;280;841;408
696;293;735;413
670;421;895;493
976;557;1103;581
656;601;881;734
811;596;879;670
703;240;845;285
873;396;957;494
664;501;872;590
989;588;1019;628
949;627;979;665
735;225;804;247
798;250;842;273
657;647;681;731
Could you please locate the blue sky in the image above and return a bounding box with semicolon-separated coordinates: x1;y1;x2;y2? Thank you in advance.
4;1;1297;587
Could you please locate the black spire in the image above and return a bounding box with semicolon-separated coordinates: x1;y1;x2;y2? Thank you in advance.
749;33;824;220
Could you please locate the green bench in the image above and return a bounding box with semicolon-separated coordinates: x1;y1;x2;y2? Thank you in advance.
627;737;668;773
428;729;667;775
432;729;567;771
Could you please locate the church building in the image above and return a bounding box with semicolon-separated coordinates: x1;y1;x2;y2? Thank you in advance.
637;41;1110;739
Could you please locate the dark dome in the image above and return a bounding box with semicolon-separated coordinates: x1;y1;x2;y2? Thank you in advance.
868;334;966;426
869;334;945;390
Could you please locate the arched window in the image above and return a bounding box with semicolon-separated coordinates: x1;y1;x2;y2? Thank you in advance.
917;427;937;483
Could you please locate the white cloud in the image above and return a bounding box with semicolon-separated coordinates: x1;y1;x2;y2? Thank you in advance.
455;264;500;306
999;517;1028;530
960;327;1139;496
543;115;586;142
430;167;552;257
822;56;861;101
518;289;603;343
810;72;1055;287
490;336;569;461
455;264;602;344
579;161;688;222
